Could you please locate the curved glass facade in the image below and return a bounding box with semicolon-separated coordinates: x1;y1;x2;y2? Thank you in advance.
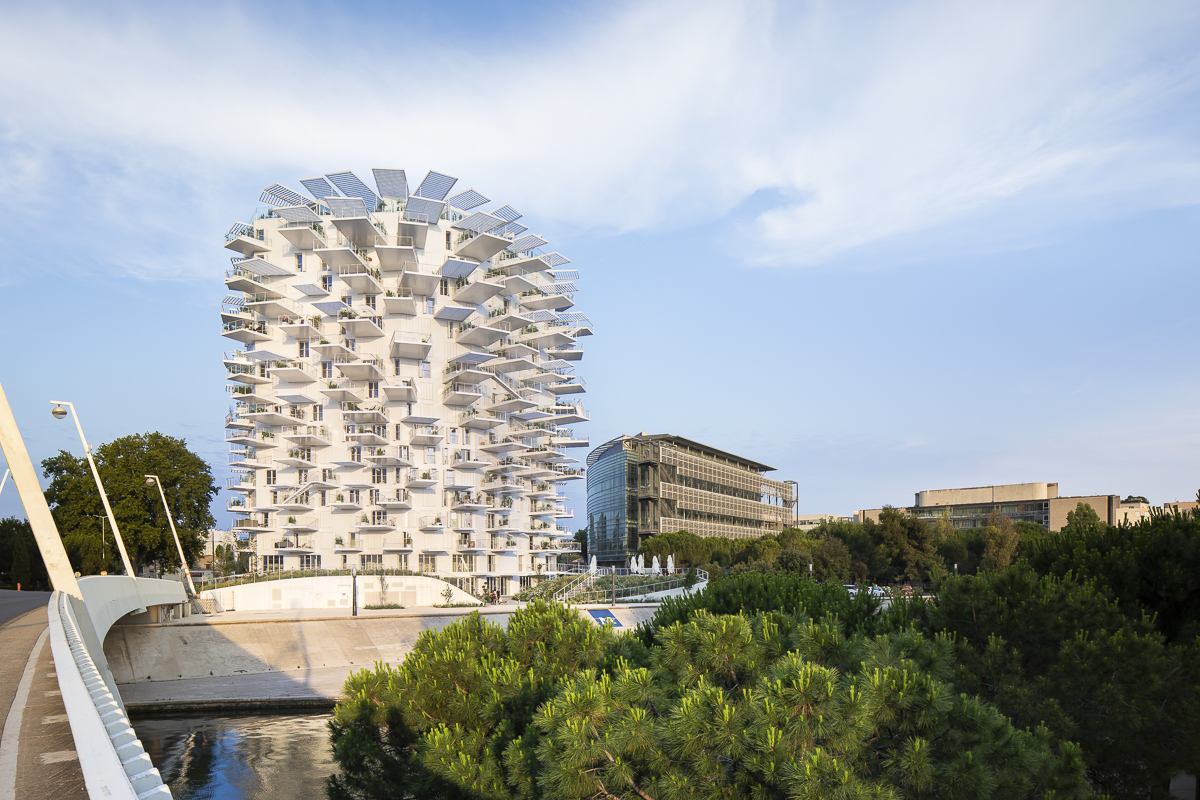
586;442;638;565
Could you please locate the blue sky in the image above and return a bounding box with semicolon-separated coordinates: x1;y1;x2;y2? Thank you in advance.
1;0;1199;526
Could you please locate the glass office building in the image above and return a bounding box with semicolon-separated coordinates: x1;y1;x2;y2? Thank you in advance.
586;434;795;566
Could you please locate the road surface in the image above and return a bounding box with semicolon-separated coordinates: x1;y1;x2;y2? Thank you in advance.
0;591;50;627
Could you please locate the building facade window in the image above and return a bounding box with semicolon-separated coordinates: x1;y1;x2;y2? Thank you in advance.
300;554;321;569
419;361;430;378
368;381;379;398
296;253;304;271
321;361;332;379
418;554;436;572
372;468;386;484
266;470;277;485
262;555;284;571
321;275;332;292
361;554;382;566
313;404;323;421
298;341;309;358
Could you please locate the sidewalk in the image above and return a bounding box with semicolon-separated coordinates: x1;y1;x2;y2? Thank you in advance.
0;605;87;799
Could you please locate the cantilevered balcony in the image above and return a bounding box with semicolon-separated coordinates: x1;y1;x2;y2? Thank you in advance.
382;287;417;315
222;319;270;344
442;383;484;407
227;385;272;405
337;264;384;295
245;292;301;319
233;518;273;532
478;437;527;456
277;221;327;251
244;405;296;427
345;425;388;446
355;514;398;532
334;356;385;382
378;489;413;511
451;493;489;512
399;265;440;296
269;360;317;384
406;468;438;489
459;408;504;430
225;266;268;294
455;321;508;348
337;310;385;339
453;230;509;262
333;537;364;554
280;514;320;533
418;515;445;531
329;493;362;511
550;402;590;425
519;291;574;312
340;403;388;424
315;237;368;271
409;426;443;446
487;394;537;414
374;235;417;272
547;377;586;395
282;425;332;447
319;380;364;404
389;332;432;360
442;362;490;385
226;362;271;386
453;277;504;305
224;225;272;256
382;377;418;402
516;324;575;349
365;445;412;467
275;450;317;469
451;451;490;470
382;536;414;552
329;208;385;250
548;346;583;361
549;433;589;448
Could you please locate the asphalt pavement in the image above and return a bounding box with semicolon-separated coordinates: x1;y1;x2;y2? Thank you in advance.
0;591;50;628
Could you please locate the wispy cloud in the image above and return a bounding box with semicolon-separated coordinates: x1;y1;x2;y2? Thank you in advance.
0;0;1197;278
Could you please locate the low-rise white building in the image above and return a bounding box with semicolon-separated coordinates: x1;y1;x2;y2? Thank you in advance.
221;168;587;596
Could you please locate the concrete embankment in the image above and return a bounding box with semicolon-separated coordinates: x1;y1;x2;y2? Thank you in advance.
107;605;660;712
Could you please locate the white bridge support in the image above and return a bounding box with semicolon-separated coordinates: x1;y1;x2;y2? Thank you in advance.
0;376;186;798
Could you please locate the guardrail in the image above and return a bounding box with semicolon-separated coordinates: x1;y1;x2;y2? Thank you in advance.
554;567;707;604
48;577;187;799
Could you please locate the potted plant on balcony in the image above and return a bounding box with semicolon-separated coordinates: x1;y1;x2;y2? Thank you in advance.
287;516;297;524
334;535;344;546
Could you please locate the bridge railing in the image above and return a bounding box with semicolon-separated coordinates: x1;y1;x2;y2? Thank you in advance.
49;577;185;799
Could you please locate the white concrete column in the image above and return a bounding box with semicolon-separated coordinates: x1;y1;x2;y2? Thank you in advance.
0;380;80;598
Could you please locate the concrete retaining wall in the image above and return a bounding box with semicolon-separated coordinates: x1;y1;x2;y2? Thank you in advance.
199;574;478;612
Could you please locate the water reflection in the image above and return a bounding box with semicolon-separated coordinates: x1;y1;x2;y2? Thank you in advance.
136;713;338;799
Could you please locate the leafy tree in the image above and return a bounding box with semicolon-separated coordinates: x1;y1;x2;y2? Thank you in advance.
42;432;218;574
572;526;587;562
0;517;49;589
329;595;1093;799
772;548;810;575
811;535;852;581
867;506;943;583
1026;501;1200;643
901;566;1200;799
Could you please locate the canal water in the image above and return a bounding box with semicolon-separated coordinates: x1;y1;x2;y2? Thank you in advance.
135;713;339;799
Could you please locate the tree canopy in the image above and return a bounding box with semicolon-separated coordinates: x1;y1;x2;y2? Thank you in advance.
42;432;218;574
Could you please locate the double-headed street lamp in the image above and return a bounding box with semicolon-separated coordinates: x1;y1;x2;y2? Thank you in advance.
144;474;197;598
50;401;136;577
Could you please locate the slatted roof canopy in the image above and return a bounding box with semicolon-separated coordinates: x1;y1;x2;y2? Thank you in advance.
278;393;317;404
549;269;580;280
542;252;571;267
497;222;528;237
313;300;349;315
540;359;575;370
244;349;288;361
414;170;457;200
326;197;371;218
491;204;522;222
434;306;475;322
372;168;408;200
448;350;495;365
446;189;489;211
275;205;323;223
326;171;379;209
260;183;312;207
526;310;558;322
295;283;329;296
231;257;292;277
223;295;245;307
556;312;591;323
403;196;444;223
508;234;548;252
301;176;338;201
228;222;254;237
454;211;506;233
439;258;480;279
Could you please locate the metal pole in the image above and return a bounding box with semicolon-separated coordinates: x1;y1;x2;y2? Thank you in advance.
145;475;197;598
352;564;358;616
0;385;79;596
0;468;9;497
50;401;136;577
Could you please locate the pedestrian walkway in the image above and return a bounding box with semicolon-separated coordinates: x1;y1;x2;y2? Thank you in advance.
0;606;86;799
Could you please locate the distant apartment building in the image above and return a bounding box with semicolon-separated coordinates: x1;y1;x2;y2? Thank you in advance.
586;434;795;566
857;482;1151;531
221;167;589;596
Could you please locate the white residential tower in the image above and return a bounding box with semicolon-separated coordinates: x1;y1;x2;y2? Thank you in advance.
221;168;588;596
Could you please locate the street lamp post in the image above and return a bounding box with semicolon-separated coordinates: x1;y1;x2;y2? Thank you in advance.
144;475;197;598
50;401;136;577
89;513;107;566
